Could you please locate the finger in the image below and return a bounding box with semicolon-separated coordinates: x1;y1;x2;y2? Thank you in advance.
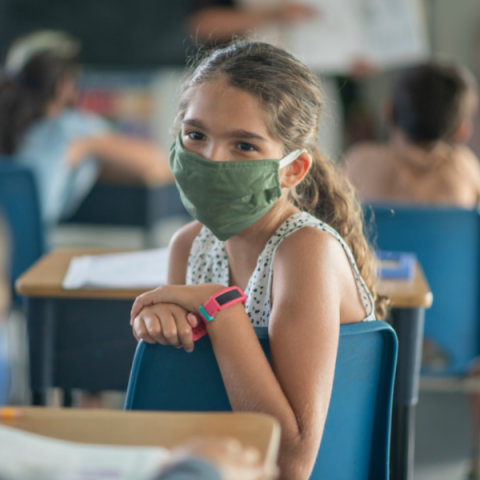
187;312;201;328
242;446;260;464
224;438;243;454
133;317;157;344
130;287;167;322
142;310;169;345
262;464;280;480
172;306;194;353
158;306;181;348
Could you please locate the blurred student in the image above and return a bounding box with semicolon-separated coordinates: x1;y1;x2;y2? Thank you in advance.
0;31;172;231
344;61;480;207
468;31;480;159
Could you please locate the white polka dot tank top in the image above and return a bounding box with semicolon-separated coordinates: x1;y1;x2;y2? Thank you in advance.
186;211;376;325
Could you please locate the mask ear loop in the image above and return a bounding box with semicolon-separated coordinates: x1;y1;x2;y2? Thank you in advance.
279;149;308;169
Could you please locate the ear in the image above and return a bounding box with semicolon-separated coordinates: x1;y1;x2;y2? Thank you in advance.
280;152;312;189
451;120;473;143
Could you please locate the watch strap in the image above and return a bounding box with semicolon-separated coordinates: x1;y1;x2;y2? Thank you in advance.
192;286;246;342
192;319;208;341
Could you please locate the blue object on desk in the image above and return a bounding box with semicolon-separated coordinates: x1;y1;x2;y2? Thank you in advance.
125;322;398;480
0;161;45;305
366;204;480;375
377;251;416;280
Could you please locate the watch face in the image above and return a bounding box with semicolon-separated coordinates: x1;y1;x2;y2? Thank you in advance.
216;288;243;306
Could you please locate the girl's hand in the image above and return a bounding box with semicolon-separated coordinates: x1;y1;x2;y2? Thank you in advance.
130;284;225;325
169;437;278;480
132;302;195;352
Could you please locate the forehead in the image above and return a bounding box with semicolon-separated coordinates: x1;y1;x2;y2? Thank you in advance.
184;78;274;138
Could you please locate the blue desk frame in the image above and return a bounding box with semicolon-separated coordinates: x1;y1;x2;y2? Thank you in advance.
389;308;425;480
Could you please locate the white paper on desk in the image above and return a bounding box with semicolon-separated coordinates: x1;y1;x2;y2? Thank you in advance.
283;0;428;73
63;248;169;290
0;424;170;480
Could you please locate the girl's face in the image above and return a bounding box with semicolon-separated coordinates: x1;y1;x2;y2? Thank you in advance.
182;78;285;162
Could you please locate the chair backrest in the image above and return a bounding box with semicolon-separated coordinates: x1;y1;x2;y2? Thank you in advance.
0;328;8;405
125;321;397;480
0;161;45;303
365;205;480;375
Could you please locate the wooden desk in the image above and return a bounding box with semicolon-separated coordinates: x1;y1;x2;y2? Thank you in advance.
17;248;432;480
1;408;280;466
18;249;433;304
376;263;433;309
17;248;145;300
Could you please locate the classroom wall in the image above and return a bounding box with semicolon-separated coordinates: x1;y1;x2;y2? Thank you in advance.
430;0;480;75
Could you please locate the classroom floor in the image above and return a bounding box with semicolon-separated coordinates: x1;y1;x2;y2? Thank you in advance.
5;219;476;479
415;391;473;480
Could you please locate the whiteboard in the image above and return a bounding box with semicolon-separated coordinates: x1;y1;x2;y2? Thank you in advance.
280;0;428;73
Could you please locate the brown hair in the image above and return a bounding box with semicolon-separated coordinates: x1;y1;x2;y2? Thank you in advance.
178;41;387;319
0;51;79;155
392;61;478;143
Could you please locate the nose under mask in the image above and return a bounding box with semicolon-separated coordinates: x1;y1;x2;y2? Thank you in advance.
169;135;307;241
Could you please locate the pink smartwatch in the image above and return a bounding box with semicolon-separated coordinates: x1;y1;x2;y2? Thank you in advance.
192;286;247;341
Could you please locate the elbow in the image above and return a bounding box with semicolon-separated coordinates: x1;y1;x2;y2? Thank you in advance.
278;431;322;480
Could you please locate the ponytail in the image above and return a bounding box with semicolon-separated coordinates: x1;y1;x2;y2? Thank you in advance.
0;51;79;155
0;75;42;154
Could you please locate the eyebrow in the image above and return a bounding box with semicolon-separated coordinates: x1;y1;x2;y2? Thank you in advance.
182;118;267;142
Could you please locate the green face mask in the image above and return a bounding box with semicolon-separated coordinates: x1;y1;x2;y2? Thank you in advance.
169;135;306;241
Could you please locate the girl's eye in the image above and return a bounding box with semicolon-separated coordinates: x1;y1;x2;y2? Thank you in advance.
237;142;256;152
187;131;205;141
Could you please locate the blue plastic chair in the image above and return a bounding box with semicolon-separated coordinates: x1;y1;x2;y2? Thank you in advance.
125;321;398;480
0;161;45;305
365;205;480;375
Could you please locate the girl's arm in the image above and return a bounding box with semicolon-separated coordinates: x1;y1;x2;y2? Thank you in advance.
187;4;317;43
187;8;279;42
205;229;342;480
132;228;351;480
67;134;173;184
167;221;204;285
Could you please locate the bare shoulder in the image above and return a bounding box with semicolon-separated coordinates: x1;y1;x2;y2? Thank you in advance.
344;142;387;167
272;224;368;324
273;225;350;284
167;221;203;285
169;220;203;255
456;145;480;169
455;146;480;192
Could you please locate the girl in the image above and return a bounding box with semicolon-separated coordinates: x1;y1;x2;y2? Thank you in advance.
0;31;171;230
131;41;385;480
